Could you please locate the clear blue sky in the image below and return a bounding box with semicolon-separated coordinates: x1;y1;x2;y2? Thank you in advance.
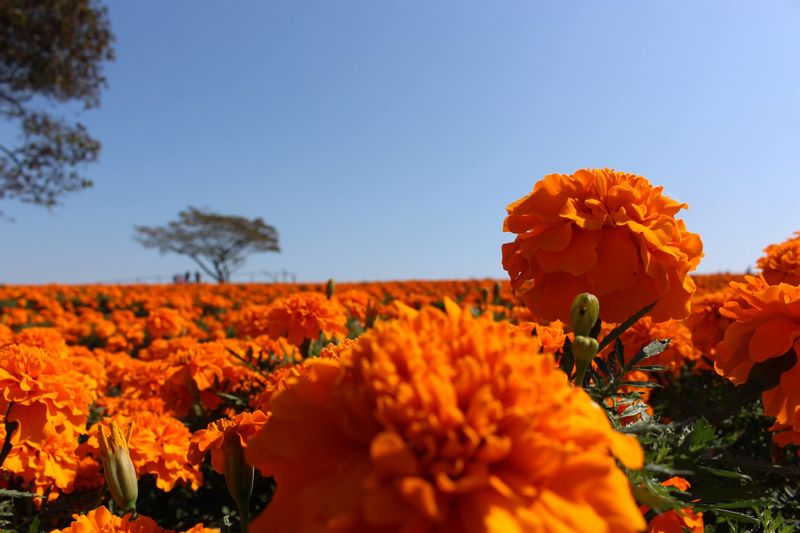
3;1;800;284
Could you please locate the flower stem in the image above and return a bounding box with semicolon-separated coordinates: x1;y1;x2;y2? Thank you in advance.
0;403;18;469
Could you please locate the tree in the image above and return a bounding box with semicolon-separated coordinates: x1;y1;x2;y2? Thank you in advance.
0;0;114;210
134;207;281;283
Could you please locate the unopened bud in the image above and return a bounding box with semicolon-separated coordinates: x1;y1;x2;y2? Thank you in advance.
572;335;599;387
570;293;600;336
326;278;336;299
98;421;138;516
224;437;254;528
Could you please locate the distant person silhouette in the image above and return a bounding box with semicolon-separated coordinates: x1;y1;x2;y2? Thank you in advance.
195;271;201;284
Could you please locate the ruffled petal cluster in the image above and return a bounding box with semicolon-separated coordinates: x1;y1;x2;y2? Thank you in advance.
52;506;167;533
84;412;202;492
188;410;268;474
716;275;800;444
0;344;93;443
246;303;644;532
237;292;348;345
757;231;800;285
502;169;703;323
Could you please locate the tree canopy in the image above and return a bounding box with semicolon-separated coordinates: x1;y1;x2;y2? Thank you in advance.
0;0;114;210
134;207;281;283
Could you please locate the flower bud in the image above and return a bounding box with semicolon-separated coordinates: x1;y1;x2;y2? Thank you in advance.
98;421;138;516
572;335;599;387
570;293;600;336
224;436;254;528
326;278;336;299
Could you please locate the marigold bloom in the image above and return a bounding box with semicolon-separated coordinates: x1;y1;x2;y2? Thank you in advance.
502;168;703;323
244;292;348;346
13;326;70;357
335;289;373;323
0;344;92;443
86;413;202;493
52;506;168;533
513;321;567;355
757;231;800;285
642;477;704;533
188;410;268;474
685;288;734;357
159;342;250;417
716;275;800;436
0;425;80;501
146;307;189;339
247;302;644;532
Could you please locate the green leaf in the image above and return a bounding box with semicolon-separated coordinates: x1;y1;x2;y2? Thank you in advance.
597;300;657;352
613;337;625;371
689;418;716;453
618;380;661;389
0;488;37;498
713;508;760;524
629;339;671;368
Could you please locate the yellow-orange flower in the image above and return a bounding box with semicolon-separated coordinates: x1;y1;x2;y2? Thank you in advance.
159;342;250;417
188;410;268;474
146;307;189;339
502;168;703;323
246;302;644;532
335;289;373;323
757;231;800;285
52;506;168;533
0;344;92;444
715;275;800;441
85;413;202;493
0;425;80;501
513;321;567;355
244;292;348;346
685;288;734;358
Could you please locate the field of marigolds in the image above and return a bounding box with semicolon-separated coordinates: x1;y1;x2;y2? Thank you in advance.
3;168;800;532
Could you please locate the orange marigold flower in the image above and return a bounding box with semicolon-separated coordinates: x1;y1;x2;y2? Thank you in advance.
250;292;348;346
685;288;734;357
179;525;220;533
716;275;800;442
0;344;92;444
146;307;188;339
642;477;704;533
52;506;168;533
85;413;202;493
335;289;373;323
0;425;80;501
159;342;250;417
13;326;70;357
514;321;568;355
188;410;268;474
757;231;800;285
246;302;644;532
0;323;13;344
502;168;703;323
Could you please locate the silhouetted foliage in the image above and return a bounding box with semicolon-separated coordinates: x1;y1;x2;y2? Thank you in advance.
0;0;114;210
134;207;281;283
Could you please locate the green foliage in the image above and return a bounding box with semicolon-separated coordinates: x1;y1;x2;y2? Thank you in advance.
580;302;800;531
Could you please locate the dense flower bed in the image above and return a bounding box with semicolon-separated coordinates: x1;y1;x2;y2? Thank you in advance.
2;169;800;532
